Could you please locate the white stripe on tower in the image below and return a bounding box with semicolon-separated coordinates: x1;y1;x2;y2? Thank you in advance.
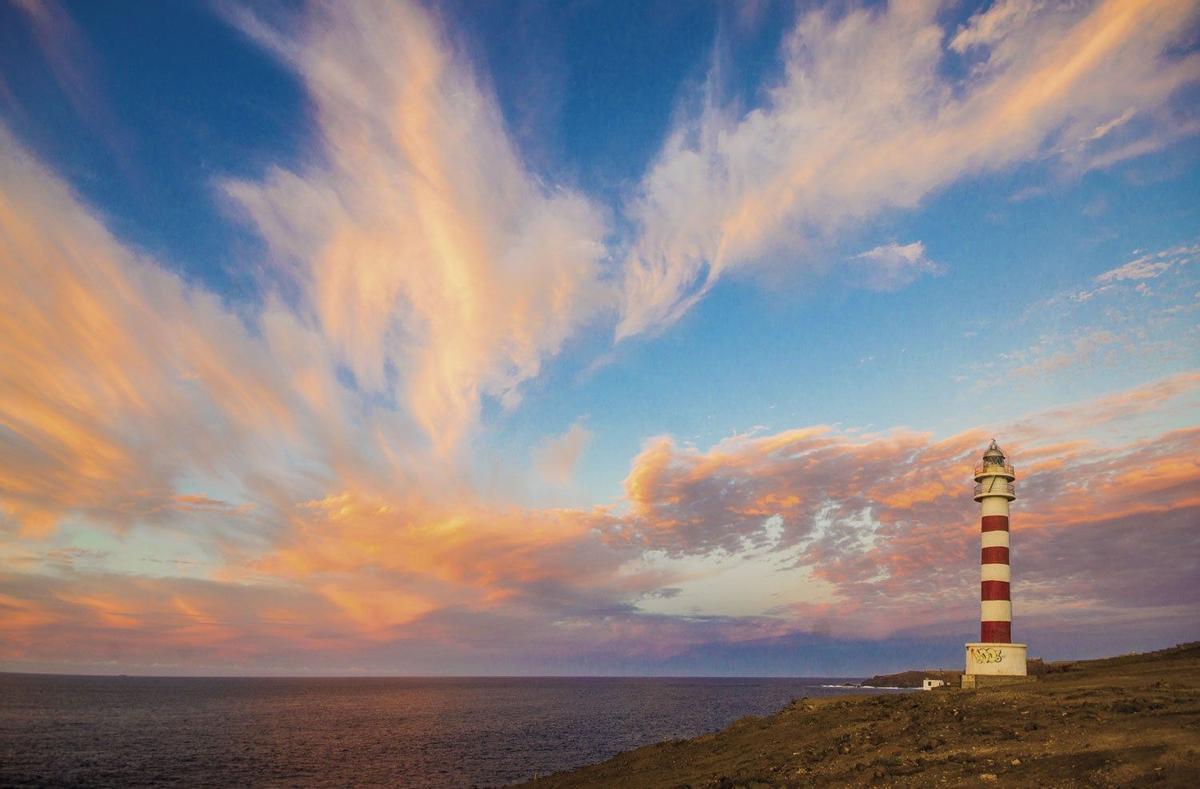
981;564;1010;582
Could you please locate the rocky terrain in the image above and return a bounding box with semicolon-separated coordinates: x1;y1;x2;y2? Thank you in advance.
524;643;1200;787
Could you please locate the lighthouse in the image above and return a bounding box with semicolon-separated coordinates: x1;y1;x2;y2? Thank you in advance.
962;440;1029;687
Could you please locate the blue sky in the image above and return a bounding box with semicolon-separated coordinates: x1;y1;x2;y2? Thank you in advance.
0;0;1198;675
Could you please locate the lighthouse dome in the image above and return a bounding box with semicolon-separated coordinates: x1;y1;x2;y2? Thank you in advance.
982;439;1006;464
974;439;1016;486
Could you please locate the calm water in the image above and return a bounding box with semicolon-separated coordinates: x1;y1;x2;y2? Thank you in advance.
0;673;905;787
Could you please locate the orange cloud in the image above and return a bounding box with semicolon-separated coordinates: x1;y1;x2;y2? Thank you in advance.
224;1;609;458
0;121;451;547
0;127;263;535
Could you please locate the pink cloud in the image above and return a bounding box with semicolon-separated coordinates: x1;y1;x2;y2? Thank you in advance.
223;1;609;458
612;374;1200;639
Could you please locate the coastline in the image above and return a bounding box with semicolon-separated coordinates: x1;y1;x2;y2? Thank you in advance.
523;642;1200;787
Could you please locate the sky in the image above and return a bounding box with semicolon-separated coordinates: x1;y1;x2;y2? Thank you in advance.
0;0;1197;677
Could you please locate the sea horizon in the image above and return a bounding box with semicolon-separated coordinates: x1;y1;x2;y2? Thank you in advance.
0;673;909;787
0;669;871;681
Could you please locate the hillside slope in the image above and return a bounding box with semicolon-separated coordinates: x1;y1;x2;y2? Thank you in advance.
524;643;1200;787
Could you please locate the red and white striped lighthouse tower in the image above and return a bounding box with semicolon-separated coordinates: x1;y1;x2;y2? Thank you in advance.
963;440;1028;684
976;439;1015;643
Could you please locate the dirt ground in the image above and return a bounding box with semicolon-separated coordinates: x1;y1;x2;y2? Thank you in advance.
523;643;1200;788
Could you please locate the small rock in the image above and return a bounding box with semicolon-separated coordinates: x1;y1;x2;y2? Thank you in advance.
1010;759;1021;766
979;774;998;782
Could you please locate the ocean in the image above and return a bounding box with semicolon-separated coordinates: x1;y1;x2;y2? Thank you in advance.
0;673;907;787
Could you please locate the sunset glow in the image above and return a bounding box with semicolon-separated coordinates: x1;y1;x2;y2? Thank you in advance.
1;0;1198;676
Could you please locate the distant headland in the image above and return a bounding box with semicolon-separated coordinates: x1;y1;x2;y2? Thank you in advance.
859;659;1050;689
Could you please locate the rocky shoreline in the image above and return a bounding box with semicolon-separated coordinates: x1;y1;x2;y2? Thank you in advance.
523;643;1200;787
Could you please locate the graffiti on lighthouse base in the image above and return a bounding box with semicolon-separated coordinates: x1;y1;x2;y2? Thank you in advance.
968;646;1006;664
965;642;1028;676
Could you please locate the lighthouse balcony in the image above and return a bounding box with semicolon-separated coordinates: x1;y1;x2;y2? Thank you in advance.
974;481;1015;501
973;462;1015;482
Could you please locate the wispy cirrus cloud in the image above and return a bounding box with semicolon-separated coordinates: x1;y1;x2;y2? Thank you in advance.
616;0;1200;339
5;0;133;169
0;125;325;538
222;1;610;458
970;241;1199;387
1095;242;1199;285
0;115;465;562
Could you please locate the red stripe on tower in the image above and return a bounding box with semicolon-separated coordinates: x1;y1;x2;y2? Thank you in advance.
981;621;1011;643
981;515;1009;532
981;580;1010;600
981;546;1010;564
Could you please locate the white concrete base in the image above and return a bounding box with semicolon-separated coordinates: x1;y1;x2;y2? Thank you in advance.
964;642;1027;676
